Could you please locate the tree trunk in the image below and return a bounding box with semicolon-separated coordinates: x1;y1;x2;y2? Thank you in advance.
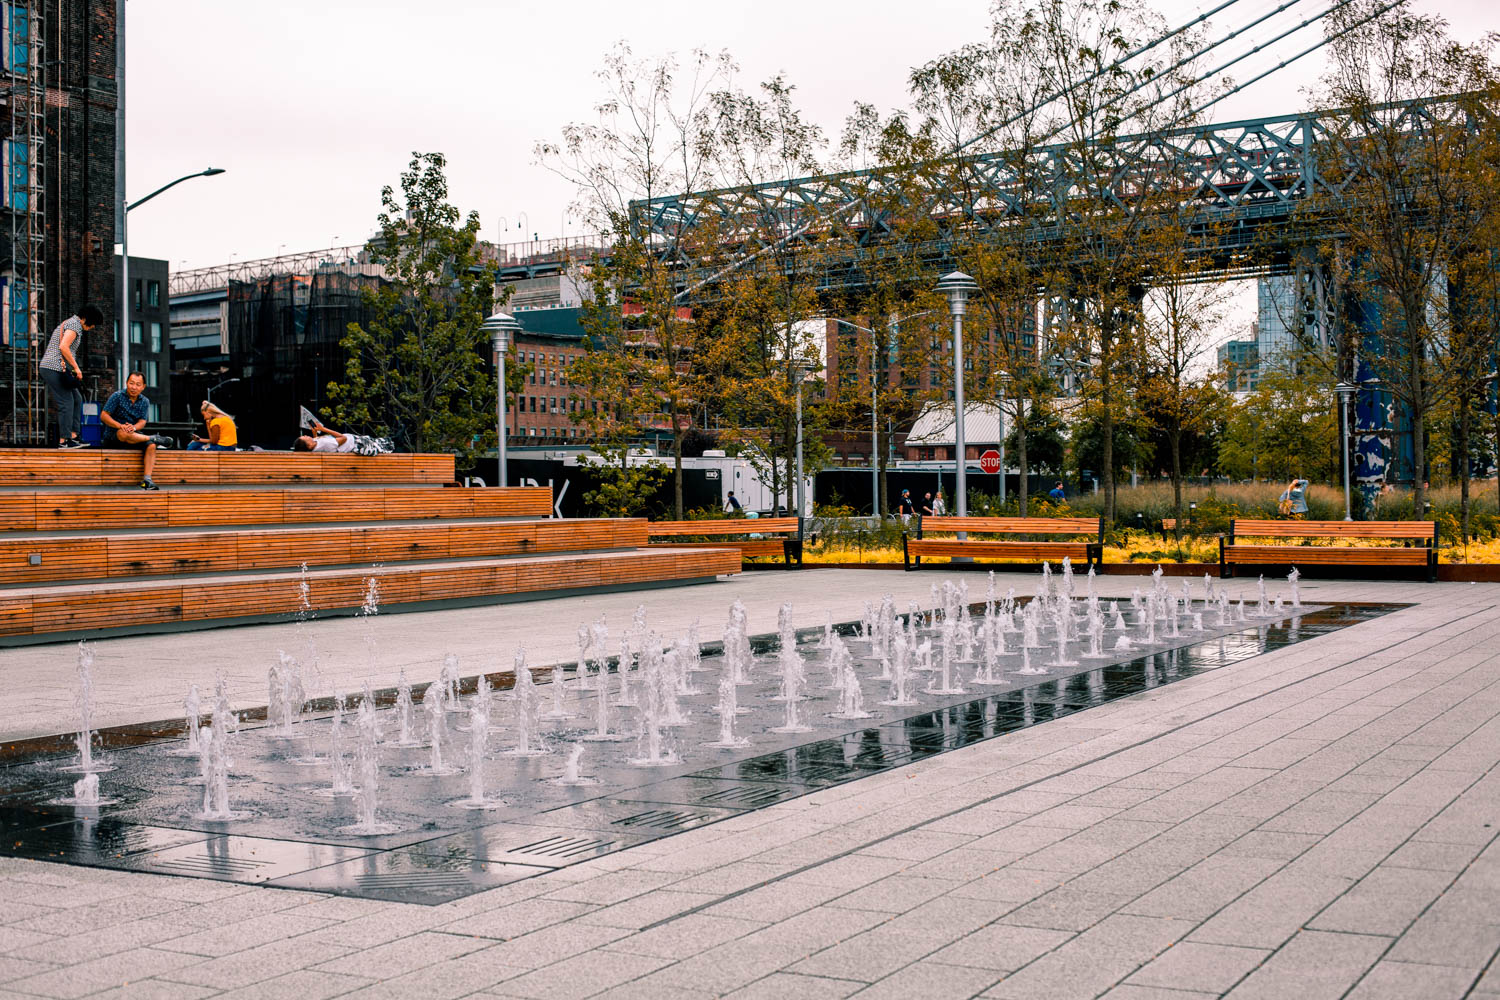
1170;424;1182;542
1412;406;1427;522
1101;370;1115;524
671;419;685;521
1410;336;1427;520
1458;388;1471;546
1017;412;1029;517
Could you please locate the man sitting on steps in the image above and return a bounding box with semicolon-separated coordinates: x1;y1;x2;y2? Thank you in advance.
100;371;174;491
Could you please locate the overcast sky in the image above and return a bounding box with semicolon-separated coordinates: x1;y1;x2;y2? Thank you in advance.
125;0;1500;335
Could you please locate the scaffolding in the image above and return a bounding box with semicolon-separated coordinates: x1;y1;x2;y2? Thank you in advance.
2;0;45;444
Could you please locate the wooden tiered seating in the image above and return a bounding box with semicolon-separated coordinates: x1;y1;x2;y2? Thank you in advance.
1219;519;1438;581
0;448;456;487
904;516;1104;570
0;450;739;643
647;517;803;567
0;486;552;532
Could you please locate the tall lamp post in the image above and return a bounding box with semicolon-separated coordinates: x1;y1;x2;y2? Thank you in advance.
483;311;522;488
998;370;1012;505
936;272;978;519
120;168;225;380
1334;381;1357;521
792;359;816;521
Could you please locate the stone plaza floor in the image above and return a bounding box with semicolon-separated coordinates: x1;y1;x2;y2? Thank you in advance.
2;569;1498;999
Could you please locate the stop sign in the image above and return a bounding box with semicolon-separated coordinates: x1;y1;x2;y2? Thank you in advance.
978;450;1002;474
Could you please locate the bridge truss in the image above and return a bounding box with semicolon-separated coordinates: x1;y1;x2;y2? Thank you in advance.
631;97;1466;296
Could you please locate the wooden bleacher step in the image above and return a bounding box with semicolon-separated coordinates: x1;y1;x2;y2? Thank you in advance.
0;547;741;644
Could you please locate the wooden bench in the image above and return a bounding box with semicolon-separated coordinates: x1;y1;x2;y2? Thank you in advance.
0;449;455;487
0;518;649;585
904;516;1104;570
1219;519;1437;581
647;517;803;567
0;486;553;532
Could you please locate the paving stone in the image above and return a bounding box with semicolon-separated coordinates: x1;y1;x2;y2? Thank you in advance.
1221;929;1389;1000
1308;866;1454;936
847;959;1002;999
1124;941;1269;993
210;970;376;1000
487;948;672;999
1344;960;1478;1000
720;972;862;999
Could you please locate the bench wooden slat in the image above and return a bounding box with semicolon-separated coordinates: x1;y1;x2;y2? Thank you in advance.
918;516;1100;535
1232;519;1435;539
908;540;1093;560
647;517;800;537
1224;544;1431;565
652;539;786;557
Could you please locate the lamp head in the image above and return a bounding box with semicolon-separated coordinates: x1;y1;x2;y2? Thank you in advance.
201;168;226;177
482;310;522;351
936;271;978;316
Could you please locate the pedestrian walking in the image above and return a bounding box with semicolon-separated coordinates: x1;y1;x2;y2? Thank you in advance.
897;489;915;526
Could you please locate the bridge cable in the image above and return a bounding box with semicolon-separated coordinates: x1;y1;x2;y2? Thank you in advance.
951;0;1250;156
1182;0;1403;121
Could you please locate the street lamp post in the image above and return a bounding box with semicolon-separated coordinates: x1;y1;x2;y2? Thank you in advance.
1334;381;1357;521
792;360;816;522
936;272;978;520
998;371;1012;505
483;311;522;488
120;168;225;381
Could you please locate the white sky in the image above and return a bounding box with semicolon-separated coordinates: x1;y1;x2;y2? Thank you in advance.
124;0;1500;340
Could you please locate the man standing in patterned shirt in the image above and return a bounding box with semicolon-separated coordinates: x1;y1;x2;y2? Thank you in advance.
100;371;174;490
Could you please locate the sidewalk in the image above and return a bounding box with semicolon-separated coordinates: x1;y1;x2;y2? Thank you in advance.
1;574;1495;998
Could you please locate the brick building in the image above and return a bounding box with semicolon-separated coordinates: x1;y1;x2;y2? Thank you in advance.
507;306;597;446
1;0;120;443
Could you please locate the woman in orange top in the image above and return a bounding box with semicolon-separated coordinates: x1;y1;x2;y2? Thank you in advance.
189;401;238;451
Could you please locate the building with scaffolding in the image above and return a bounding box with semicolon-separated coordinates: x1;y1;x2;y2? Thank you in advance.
1;0;119;444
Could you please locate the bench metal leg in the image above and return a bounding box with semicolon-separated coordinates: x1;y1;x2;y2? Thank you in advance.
902;534;913;571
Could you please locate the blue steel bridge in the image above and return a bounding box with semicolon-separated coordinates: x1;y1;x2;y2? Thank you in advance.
625;94;1482;496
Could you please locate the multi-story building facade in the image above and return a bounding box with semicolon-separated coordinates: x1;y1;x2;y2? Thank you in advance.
112;254;170;419
1;0;120;444
1217;336;1259;392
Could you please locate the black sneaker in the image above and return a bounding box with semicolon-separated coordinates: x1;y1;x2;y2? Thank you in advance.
150;435;176;450
60;439;88;449
140;478;159;491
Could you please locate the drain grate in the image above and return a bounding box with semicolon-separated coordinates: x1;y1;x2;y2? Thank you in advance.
511;833;620;860
151;854;274;876
697;784;798;808
611;807;723;831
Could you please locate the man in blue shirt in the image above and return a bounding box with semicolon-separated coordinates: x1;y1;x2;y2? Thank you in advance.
1048;481;1066;501
100;371;174;490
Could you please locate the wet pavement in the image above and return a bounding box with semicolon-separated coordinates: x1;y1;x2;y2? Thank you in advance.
0;603;1397;906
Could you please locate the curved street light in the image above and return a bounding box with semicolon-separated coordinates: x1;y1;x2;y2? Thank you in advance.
121;167;226;380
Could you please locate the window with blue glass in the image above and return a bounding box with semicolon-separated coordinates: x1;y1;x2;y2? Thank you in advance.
5;4;29;73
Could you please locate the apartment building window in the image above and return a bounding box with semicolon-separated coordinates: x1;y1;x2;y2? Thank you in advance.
147;280;161;307
142;360;158;386
130;321;143;344
149;322;162;353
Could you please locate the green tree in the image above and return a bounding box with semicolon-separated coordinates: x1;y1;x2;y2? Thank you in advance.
1217;370;1337;483
327;152;502;462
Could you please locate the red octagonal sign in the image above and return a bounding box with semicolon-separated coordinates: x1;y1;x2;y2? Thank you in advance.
978;450;1002;474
